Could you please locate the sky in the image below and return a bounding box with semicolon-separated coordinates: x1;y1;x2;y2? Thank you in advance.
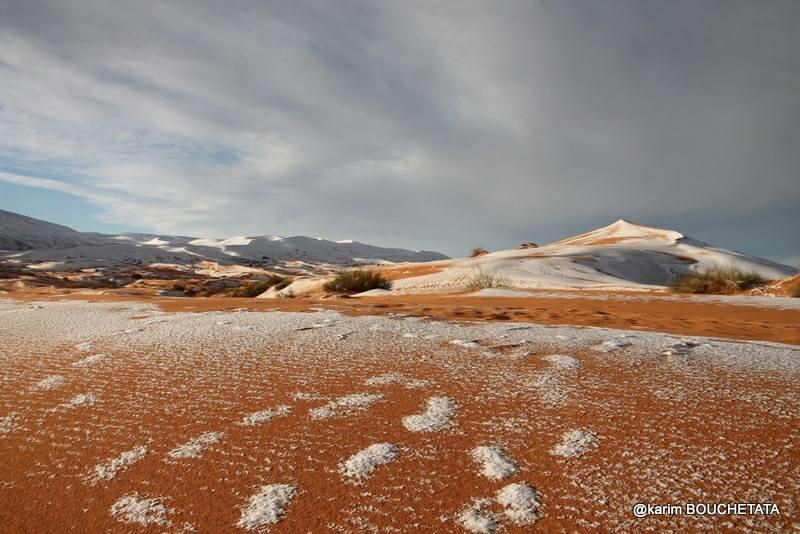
0;0;798;264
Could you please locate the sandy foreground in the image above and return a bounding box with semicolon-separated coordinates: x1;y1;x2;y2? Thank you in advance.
0;295;799;532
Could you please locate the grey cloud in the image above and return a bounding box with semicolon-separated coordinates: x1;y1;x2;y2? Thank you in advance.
0;0;797;258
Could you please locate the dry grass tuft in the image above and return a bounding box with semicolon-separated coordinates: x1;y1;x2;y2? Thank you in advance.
323;269;392;293
669;265;766;295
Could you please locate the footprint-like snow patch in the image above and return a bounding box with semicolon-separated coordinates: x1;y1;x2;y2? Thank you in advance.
551;429;598;458
110;493;171;526
542;354;581;370
402;396;457;432
450;339;480;349
237;484;297;530
74;341;95;352
496;482;541;525
88;445;148;484
167;431;224;459
365;373;429;389
241;405;291;426
340;443;399;480
33;375;66;390
73;353;107;367
0;413;21;435
310;393;383;419
458;500;498;533
67;393;97;407
471;446;519;480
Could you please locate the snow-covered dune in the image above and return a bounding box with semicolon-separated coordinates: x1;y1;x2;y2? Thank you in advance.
388;219;797;293
0;209;447;268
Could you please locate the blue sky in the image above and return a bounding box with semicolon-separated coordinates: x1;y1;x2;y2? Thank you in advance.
0;0;798;264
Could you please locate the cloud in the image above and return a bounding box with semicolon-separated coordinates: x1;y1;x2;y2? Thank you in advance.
0;0;798;257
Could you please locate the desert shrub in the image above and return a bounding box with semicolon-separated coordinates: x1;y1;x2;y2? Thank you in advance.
171;282;186;291
231;275;291;298
278;288;296;299
791;285;800;298
323;269;392;292
471;247;488;257
466;266;510;290
668;265;766;295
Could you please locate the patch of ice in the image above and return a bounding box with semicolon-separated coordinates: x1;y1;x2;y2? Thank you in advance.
340;443;399;480
237;484;297;530
167;431;224;459
73;353;108;367
34;375;66;390
110;493;171;526
471;446;519;480
241;405;291;426
89;445;148;483
496;482;541;525
74;341;94;351
402;396;457;432
309;393;383;419
551;429;599;458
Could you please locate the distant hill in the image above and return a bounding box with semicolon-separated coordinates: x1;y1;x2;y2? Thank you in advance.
0;209;448;266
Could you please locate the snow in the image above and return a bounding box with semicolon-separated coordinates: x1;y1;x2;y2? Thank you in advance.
551;429;599;458
496;482;541;525
402;396;457;432
237;484;297;530
458;500;499;533
0;412;20;434
471;446;520;480
67;393;97;407
543;354;582;370
389;219;797;293
364;373;429;389
241;405;291;426
110;493;171;526
167;431;224;459
89;445;148;483
0;209;447;267
33;375;66;390
73;353;108;367
340;443;400;480
310;393;384;419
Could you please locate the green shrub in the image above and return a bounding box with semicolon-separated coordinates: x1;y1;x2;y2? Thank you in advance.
467;266;510;290
668;265;766;294
323;269;392;293
232;275;291;298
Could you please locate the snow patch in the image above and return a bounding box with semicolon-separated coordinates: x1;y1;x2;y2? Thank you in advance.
340;443;399;480
471;446;519;480
542;354;581;370
110;493;171;526
458;500;498;533
89;445;148;484
237;484;297;530
241;405;291;426
0;413;21;435
167;431;224;459
309;393;383;419
496;482;542;525
33;375;66;390
365;373;429;389
551;429;599;458
402;396;456;432
67;393;96;407
73;353;108;367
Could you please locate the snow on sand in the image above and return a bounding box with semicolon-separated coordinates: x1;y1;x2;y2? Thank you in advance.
340;443;400;481
237;484;297;530
402;396;457;432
